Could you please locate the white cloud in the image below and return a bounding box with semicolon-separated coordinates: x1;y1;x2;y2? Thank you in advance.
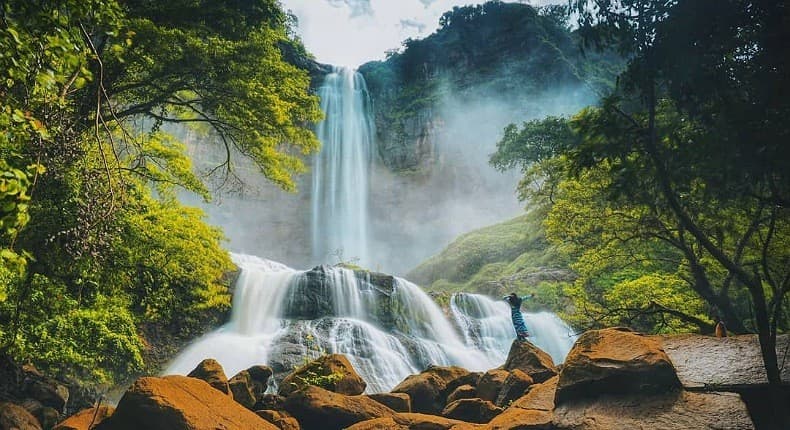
280;1;560;67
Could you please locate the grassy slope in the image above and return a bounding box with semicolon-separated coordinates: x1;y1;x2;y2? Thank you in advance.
407;209;574;311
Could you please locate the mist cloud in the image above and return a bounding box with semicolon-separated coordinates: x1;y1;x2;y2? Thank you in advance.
326;0;374;17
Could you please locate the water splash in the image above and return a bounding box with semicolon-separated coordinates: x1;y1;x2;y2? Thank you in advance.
450;292;577;364
311;67;374;266
165;255;577;392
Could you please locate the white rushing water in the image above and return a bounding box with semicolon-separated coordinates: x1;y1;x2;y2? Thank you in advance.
311;67;374;267
166;254;577;393
450;293;577;365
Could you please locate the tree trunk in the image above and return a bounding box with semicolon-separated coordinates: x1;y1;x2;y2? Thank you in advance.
752;284;782;385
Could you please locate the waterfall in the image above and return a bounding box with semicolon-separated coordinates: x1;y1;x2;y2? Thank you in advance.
166;254;577;393
450;293;577;364
311;67;373;267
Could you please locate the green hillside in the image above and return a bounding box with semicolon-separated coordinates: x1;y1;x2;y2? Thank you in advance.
408;209;574;311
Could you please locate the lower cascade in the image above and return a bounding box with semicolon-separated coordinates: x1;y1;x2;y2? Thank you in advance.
166;254;577;393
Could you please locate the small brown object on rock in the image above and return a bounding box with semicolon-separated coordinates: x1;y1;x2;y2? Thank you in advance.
715;321;728;338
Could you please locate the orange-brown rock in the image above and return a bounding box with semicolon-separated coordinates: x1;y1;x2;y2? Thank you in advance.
488;376;558;430
441;398;503;423
495;369;533;407
94;375;276;430
53;405;115;430
475;370;509;402
247;365;273;394
256;410;300;430
501;341;557;383
229;370;256;409
283;385;396;430
346;413;483;430
255;394;286;412
366;393;411;412
446;385;476;404
556;328;680;404
279;354;366;397
186;358;230;395
0;402;42;430
391;366;477;415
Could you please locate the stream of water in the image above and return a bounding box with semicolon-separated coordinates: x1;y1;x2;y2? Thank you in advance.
166;254;577;393
310;67;374;267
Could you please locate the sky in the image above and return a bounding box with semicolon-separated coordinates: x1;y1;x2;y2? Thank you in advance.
280;0;556;67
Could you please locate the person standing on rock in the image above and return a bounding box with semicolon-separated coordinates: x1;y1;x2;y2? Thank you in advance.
504;292;534;341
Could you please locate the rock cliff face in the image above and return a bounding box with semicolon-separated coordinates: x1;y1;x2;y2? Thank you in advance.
358;3;619;173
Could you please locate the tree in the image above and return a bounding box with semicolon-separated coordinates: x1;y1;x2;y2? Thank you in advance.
568;0;789;385
495;0;789;385
0;0;321;384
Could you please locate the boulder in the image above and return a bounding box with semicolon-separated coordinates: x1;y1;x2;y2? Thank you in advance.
53;405;115;430
281;267;395;324
475;370;509;402
343;417;406;430
229;371;256;409
446;385;476;404
186;358;230;395
255;394;286;412
346;413;484;430
556;328;680;404
488;376;558;430
391;366;477;415
279;354;366;397
284;385;396;430
21;365;69;412
94;375;275;430
366;393;411;412
495;370;533;407
0;402;42;430
20;399;59;430
255;410;300;430
441;398;503;424
247;365;274;397
501;341;557;383
657;334;790;388
552;390;754;429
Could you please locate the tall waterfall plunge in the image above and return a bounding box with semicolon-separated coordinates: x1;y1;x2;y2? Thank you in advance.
311;67;374;266
166;254;577;393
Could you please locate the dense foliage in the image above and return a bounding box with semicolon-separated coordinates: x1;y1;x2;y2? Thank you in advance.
493;0;789;384
0;0;321;385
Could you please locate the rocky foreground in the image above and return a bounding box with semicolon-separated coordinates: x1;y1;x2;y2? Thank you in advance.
2;329;788;430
